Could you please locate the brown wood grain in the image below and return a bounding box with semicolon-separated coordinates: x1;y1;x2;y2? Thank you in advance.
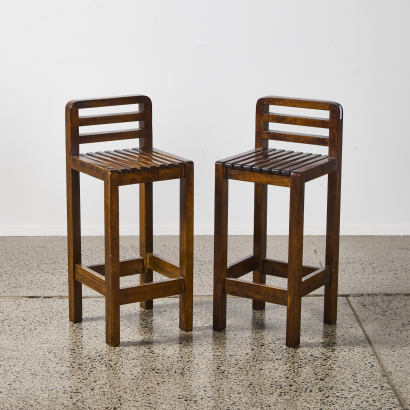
75;265;105;295
119;278;184;305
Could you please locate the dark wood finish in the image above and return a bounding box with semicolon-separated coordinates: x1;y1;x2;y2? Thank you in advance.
226;168;290;187
75;265;105;295
105;173;120;346
286;174;305;347
224;278;287;306
301;266;332;297
66;103;82;323
213;163;228;331
66;95;193;346
213;96;343;347
324;104;343;324
119;278;184;305
253;183;267;310
147;253;180;279
87;257;145;277
139;181;153;309
263;131;329;146
79;111;144;127
262;258;319;279
227;254;258;279
179;162;194;331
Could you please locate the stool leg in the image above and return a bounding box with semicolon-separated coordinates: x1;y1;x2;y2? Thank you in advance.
139;182;153;309
179;162;194;331
213;163;228;331
253;183;267;310
324;170;341;324
286;174;305;348
67;168;82;323
105;174;120;346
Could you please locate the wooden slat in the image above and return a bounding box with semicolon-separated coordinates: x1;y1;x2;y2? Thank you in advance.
302;266;331;296
226;168;290;187
114;149;157;169
281;155;327;176
147;253;181;279
264;113;330;129
119;278;184;305
87;258;145;277
247;150;295;172
104;150;148;171
262;152;310;173
224;278;287;306
123;149;164;169
84;152;134;173
271;153;321;175
79;111;144;126
262;258;319;278
95;151;141;172
227;253;259;279
216;149;261;165
243;149;289;171
149;148;192;164
79;128;143;144
231;150;276;169
142;149;182;165
262;131;329;146
129;148;169;168
75;265;105;295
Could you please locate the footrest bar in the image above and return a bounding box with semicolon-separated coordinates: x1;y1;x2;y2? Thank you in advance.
87;257;145;277
119;278;184;305
75;264;105;295
224;278;287;306
147;253;180;279
263;258;320;278
227;253;259;279
301;266;331;296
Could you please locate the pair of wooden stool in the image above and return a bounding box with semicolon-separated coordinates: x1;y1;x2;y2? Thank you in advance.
66;95;342;347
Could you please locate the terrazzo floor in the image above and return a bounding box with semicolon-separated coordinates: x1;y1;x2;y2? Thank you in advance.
0;236;409;409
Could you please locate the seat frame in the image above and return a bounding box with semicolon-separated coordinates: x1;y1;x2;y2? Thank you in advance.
213;96;343;347
66;95;193;346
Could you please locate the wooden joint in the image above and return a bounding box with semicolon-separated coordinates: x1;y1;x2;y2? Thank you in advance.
147;253;180;279
227;253;259;279
119;278;184;305
75;264;105;295
224;278;287;306
301;266;332;296
87;257;145;278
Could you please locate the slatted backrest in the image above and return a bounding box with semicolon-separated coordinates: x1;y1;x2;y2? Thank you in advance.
255;96;343;159
66;95;152;158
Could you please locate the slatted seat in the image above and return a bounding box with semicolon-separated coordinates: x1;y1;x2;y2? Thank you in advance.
213;96;343;347
66;95;193;346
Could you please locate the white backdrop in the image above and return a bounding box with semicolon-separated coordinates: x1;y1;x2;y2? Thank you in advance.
1;0;409;236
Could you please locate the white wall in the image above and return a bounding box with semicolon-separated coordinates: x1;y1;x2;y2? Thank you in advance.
1;0;409;236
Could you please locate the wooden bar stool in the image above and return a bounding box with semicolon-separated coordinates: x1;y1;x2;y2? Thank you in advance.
213;96;343;347
66;95;193;346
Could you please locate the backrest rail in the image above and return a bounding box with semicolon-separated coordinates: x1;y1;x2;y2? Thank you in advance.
79;128;144;144
264;113;329;129
79;111;144;127
263;131;329;146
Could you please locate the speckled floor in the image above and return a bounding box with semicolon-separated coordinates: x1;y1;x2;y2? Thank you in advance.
0;236;409;409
